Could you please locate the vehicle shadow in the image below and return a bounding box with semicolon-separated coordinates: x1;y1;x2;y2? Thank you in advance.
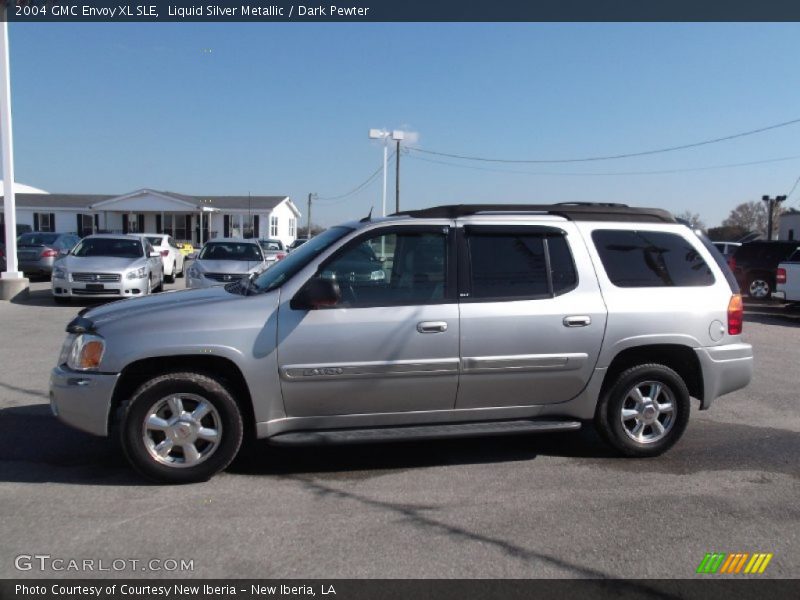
0;402;614;486
3;403;797;486
10;287;96;308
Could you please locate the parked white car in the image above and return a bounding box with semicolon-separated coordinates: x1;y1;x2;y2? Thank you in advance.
186;238;267;289
141;234;185;283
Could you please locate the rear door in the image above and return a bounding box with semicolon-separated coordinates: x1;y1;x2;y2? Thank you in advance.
455;222;607;409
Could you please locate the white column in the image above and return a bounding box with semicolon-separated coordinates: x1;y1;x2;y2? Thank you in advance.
0;19;20;279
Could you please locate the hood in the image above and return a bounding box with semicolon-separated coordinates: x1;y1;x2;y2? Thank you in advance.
195;259;263;274
61;255;145;273
81;286;238;329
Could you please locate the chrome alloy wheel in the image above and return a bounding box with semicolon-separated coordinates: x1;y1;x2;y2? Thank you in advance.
619;381;676;444
142;394;222;468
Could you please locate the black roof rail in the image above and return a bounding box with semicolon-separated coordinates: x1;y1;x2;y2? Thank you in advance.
391;203;676;223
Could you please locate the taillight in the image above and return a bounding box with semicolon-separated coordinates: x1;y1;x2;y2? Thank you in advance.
40;248;58;258
776;267;787;285
276;253;287;261
160;250;169;257
727;256;736;271
728;294;743;335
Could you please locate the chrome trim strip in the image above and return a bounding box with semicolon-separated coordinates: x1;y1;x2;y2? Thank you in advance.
461;353;588;373
280;358;460;381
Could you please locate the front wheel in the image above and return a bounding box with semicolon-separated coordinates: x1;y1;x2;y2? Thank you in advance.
119;372;243;483
595;363;690;457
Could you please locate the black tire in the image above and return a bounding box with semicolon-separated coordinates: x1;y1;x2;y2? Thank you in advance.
595;363;690;457
119;371;243;483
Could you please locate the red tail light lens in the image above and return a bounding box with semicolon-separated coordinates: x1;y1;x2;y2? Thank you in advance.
727;256;736;271
276;253;287;261
160;250;170;257
776;267;786;284
728;294;743;335
40;248;58;258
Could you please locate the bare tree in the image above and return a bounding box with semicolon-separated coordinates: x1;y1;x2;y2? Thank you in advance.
722;201;768;236
675;210;706;230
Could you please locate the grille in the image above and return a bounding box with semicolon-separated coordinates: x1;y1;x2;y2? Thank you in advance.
72;289;120;296
72;273;121;283
204;273;245;283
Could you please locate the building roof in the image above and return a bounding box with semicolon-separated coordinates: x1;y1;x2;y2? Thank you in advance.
1;190;290;211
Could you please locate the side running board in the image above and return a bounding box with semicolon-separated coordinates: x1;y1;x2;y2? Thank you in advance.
268;419;581;446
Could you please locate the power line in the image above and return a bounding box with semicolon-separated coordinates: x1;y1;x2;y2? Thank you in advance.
787;174;800;201
408;153;800;177
408;117;800;164
317;150;397;204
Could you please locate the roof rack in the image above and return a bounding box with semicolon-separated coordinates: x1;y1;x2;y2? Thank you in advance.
392;203;676;223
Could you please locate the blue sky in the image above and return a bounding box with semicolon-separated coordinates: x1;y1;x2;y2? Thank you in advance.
9;23;800;227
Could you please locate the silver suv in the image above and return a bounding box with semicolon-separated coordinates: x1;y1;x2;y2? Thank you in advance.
49;204;754;483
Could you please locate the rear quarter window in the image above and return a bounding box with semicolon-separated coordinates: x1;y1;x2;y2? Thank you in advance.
592;229;715;288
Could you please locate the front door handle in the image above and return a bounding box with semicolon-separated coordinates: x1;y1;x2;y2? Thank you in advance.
563;315;591;328
417;321;448;333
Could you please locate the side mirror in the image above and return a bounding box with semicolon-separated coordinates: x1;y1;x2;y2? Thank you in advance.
291;277;341;310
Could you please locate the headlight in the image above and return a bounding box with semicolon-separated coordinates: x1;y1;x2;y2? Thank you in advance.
53;266;67;280
66;334;105;371
126;267;147;280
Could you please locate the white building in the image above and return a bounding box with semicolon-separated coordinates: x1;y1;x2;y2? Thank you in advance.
0;188;301;247
779;208;800;242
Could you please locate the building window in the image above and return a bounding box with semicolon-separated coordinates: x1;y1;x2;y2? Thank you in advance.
790;229;795;241
243;214;256;239
270;215;279;237
288;218;296;238
34;213;55;232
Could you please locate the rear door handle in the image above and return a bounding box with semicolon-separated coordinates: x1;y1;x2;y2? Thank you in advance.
417;321;448;333
563;315;591;328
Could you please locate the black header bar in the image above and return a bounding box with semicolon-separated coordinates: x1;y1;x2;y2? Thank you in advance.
6;0;800;22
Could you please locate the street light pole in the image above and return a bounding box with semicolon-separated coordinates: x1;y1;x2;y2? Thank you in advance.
0;16;28;300
762;195;787;241
369;129;405;217
307;192;317;238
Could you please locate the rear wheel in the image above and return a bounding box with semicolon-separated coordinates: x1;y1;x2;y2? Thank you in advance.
165;262;176;284
119;372;243;483
747;276;771;299
595;363;690;457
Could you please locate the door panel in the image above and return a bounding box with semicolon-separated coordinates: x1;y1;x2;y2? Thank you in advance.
277;225;459;417
456;223;607;409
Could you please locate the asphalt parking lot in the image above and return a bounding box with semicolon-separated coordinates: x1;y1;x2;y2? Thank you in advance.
0;281;797;580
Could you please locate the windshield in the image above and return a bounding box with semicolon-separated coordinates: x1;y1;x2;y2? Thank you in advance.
259;240;284;251
18;233;59;246
199;242;263;261
252;227;353;293
72;238;144;258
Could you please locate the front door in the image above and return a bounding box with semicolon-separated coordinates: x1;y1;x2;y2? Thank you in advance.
276;225;459;417
455;223;607;409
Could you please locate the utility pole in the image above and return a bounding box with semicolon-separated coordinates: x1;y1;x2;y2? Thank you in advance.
307;193;317;238
762;195;787;241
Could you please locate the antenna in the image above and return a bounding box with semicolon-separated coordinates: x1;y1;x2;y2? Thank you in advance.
359;207;374;222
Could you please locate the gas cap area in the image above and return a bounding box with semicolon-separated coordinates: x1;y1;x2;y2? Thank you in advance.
709;320;725;342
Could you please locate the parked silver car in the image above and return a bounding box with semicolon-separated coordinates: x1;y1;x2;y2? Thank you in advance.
51;234;164;303
257;238;287;268
16;232;81;278
50;204;753;483
185;238;267;288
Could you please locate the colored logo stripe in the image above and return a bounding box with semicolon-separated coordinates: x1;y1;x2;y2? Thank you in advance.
697;552;773;574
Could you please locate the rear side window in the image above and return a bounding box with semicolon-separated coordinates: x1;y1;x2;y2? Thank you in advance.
592;230;714;288
465;229;578;300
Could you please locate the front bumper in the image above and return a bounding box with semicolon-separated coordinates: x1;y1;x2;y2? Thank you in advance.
49;366;120;436
52;275;149;299
694;343;754;410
